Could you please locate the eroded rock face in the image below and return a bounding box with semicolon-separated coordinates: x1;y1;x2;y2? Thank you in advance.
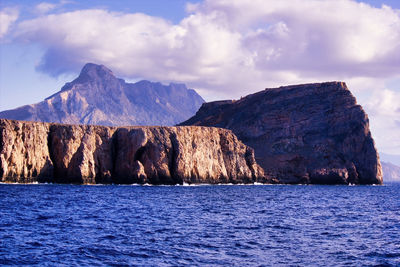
0;119;273;184
48;124;117;184
0;120;53;183
181;82;383;185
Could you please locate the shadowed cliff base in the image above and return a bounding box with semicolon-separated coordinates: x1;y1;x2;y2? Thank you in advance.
0;119;274;185
181;82;383;185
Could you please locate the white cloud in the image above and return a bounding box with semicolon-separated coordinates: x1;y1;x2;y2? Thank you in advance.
8;0;400;154
34;1;71;15
35;2;58;14
0;7;19;39
12;0;400;94
362;87;400;154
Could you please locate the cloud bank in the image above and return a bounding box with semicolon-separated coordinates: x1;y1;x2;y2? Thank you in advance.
3;0;400;153
0;7;18;39
11;0;400;93
35;2;58;14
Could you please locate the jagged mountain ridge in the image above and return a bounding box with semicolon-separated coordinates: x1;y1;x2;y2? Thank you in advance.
0;63;204;126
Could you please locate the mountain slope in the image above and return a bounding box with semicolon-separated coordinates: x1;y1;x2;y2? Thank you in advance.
380;153;400;166
0;63;204;126
381;161;400;181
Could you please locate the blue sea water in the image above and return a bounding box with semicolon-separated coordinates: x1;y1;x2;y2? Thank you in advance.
1;183;400;266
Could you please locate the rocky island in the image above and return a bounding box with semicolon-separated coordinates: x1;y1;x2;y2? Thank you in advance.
181;82;383;185
0;119;273;184
0;62;383;185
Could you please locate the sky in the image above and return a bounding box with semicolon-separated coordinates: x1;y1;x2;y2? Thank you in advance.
0;0;400;157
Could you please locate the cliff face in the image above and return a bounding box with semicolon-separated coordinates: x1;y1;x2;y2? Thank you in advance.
0;63;204;126
181;82;383;185
0;119;272;184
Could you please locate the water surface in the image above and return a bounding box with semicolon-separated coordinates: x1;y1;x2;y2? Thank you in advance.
1;183;400;266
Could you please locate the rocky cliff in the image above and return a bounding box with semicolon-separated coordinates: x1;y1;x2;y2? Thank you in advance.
0;119;273;184
0;63;204;126
181;82;383;185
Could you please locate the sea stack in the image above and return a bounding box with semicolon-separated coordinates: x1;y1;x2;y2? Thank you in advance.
0;119;273;185
181;82;383;185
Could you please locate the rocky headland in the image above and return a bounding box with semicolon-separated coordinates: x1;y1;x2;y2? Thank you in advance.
181;82;383;185
0;119;273;185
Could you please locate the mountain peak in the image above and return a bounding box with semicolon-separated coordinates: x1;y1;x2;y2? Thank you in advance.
1;63;205;126
58;63;118;92
78;63;115;80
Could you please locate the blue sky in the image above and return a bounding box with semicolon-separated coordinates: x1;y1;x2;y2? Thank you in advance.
0;0;199;111
0;0;400;156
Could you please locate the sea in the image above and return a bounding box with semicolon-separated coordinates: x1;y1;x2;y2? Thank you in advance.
1;183;399;266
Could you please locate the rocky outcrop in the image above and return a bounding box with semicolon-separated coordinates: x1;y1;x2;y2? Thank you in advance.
181;82;383;185
0;63;204;126
0;119;273;184
0;120;53;183
381;161;400;181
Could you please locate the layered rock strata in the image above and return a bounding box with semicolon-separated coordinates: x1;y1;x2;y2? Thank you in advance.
0;119;272;184
181;82;383;185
